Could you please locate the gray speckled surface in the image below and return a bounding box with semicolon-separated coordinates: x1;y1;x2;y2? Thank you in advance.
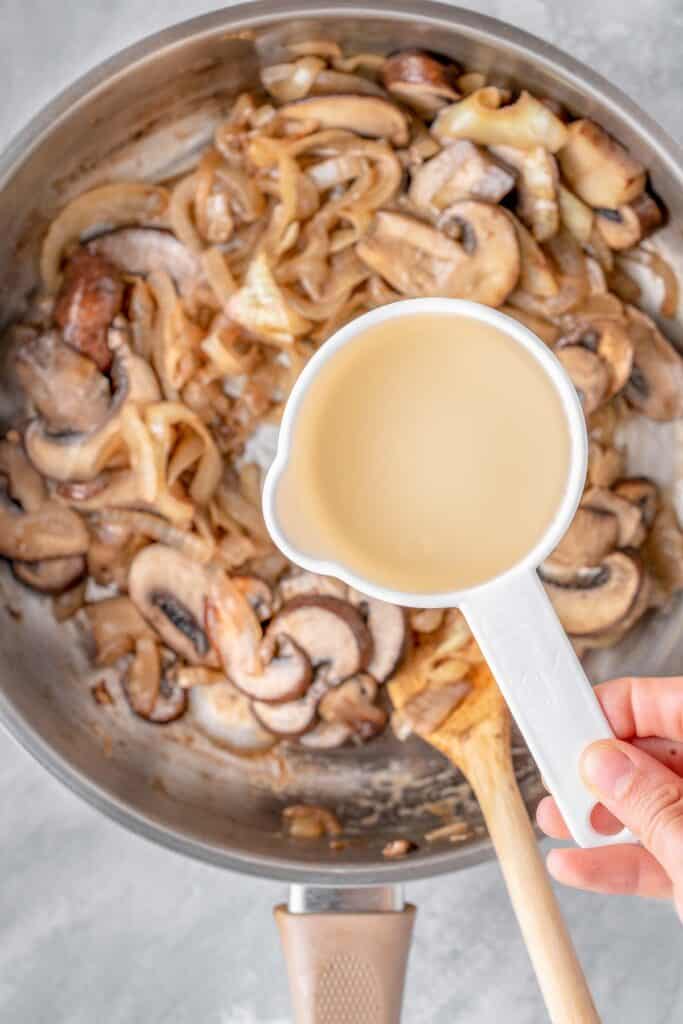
1;2;682;1021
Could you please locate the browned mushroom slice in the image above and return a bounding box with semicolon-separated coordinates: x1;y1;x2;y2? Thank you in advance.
265;596;372;685
409;141;515;214
491;145;560;242
396;679;472;737
540;551;642;636
298;720;352;750
86;595;155;665
278;569;348;602
578;570;653;650
206;574;312;702
13;554;85;593
123;638;188;724
54;249;124;371
357;204;520;307
613;478;659;529
232;575;275;622
623;307;683;421
279;96;409;145
24;331;161;482
558;120;646;209
550;507;619;568
128;544;217;666
0;440;46;512
310;70;388;99
252;678;327;737
582;486;646;547
556;319;634;398
587;441;625;488
190;679;276;754
348;590;409;683
0;492;89;562
595;194;662;250
15;330;112;434
381;49;460;115
87;228;204;297
318;673;387;739
556;346;609;414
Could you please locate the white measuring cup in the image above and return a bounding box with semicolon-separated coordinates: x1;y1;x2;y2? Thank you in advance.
263;297;634;849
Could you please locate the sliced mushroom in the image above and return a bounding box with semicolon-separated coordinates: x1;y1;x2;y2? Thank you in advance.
24;329;161;482
311;69;388;99
86;596;155;665
282;804;342;839
252;677;327;737
298;721;352;749
381;49;460;115
579;569;654;650
556;318;634;398
550;506;619;568
53;249;124;372
558;119;646;208
397;679;472;737
232;575;275;622
123;640;188;724
279;96;409;146
206;573;312;702
357;204;520;307
318;673;387;739
0;439;46;512
595;194;662;250
13;554;85;593
56;469;142;511
128;544;217;666
190;679;276;754
0;488;89;561
540;551;642;635
582;487;646;547
87;228;204;297
15;330;112;435
502;212;558;299
491;145;560;242
348;590;409;683
265;596;372;686
556;345;610;414
613;478;659;529
587;441;624;488
278;569;348;603
623;306;683;420
409;141;515;215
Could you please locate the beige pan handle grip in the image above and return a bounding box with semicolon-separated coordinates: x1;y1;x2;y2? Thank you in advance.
275;905;416;1024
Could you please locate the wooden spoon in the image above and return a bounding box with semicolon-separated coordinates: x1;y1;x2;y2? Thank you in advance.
389;623;600;1024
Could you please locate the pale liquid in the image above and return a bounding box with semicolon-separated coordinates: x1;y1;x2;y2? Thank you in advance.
277;313;571;594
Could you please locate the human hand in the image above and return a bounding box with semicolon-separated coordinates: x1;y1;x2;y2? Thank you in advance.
536;676;683;920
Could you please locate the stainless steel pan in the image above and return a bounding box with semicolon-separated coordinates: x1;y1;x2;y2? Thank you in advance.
1;3;682;1019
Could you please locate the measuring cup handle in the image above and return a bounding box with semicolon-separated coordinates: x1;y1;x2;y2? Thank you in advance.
460;569;635;848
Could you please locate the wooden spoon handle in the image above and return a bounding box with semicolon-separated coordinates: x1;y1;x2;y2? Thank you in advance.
463;749;601;1024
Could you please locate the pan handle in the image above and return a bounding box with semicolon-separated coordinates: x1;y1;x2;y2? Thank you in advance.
275;885;415;1024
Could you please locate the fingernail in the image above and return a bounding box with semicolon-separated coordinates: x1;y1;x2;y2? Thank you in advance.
581;742;635;800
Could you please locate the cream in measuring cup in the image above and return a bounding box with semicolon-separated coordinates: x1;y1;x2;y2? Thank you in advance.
263;298;634;848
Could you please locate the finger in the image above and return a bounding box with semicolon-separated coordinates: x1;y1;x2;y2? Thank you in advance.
536;795;621;839
546;845;672;900
594;676;683;742
581;739;683;884
632;737;683;775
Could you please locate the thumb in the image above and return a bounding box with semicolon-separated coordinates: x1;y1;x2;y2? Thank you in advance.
581;739;683;885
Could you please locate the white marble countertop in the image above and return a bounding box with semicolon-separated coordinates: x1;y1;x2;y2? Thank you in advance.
1;1;682;1021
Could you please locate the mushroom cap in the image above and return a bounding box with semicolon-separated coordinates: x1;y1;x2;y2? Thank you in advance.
549;506;619;568
623;306;683;421
348;590;410;683
556;345;609;414
265;595;373;686
382;49;460;116
357;203;520;307
190;680;276;754
557;318;634;399
541;551;642;636
0;499;89;562
614;477;659;529
252;678;327;737
298;720;352;750
279;95;409;146
13;554;85;593
318;673;387;739
54;249;124;372
15;330;112;435
128;544;217;666
582;486;646;548
409;140;515;213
